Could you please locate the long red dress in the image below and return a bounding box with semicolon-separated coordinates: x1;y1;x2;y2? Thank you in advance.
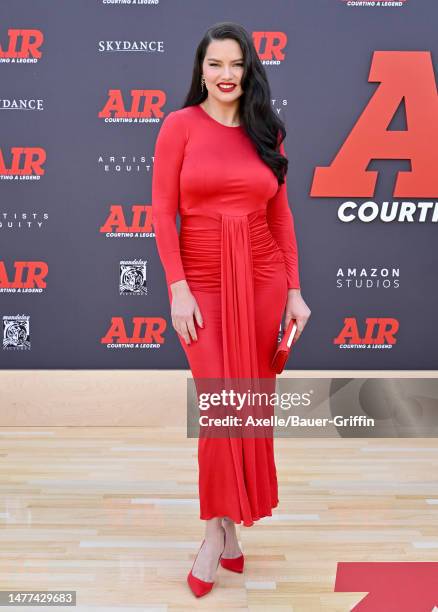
152;104;301;527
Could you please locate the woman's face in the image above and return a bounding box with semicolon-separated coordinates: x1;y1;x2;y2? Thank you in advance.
201;38;244;103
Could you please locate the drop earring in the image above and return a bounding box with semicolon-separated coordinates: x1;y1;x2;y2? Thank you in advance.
201;75;206;92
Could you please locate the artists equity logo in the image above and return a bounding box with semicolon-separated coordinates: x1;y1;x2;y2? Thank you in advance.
0;261;48;293
0;147;46;180
100;204;155;238
97;153;150;174
311;51;437;223
0;212;49;230
333;317;399;349
253;32;287;65
101;317;166;349
98;90;165;123
0;29;44;62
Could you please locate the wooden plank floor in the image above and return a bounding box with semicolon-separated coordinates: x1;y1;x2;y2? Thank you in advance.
0;427;437;610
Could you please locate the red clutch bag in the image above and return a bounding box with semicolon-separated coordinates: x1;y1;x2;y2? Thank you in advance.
270;318;298;374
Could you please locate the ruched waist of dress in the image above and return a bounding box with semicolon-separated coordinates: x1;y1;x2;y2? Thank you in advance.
179;209;287;292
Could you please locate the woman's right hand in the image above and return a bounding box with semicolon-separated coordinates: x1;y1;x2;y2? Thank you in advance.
169;280;204;345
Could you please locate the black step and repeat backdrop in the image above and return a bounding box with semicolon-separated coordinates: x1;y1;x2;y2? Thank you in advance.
1;0;436;369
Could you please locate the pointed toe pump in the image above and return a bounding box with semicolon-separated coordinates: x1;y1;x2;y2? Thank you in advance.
220;552;245;573
187;531;226;598
220;520;245;573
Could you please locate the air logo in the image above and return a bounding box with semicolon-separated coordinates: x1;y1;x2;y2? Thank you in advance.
0;29;43;60
333;317;399;348
100;205;154;236
0;261;48;291
101;317;166;348
0;147;46;177
99;90;166;120
311;51;438;198
252;32;287;64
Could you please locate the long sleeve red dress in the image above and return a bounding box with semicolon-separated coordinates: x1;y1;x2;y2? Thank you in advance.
152;104;301;527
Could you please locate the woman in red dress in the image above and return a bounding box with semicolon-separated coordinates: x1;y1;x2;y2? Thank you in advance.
152;22;311;598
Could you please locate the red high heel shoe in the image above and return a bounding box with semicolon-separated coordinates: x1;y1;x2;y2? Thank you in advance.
220;520;245;573
220;552;244;573
187;529;226;598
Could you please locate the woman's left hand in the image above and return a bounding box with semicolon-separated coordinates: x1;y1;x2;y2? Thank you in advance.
284;289;311;344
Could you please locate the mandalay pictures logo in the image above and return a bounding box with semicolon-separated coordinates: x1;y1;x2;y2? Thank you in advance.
119;259;148;295
3;315;31;350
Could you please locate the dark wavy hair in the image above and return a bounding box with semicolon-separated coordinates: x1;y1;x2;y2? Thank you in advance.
181;21;288;185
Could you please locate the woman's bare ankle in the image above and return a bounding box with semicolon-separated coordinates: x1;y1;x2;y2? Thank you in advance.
221;516;242;558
